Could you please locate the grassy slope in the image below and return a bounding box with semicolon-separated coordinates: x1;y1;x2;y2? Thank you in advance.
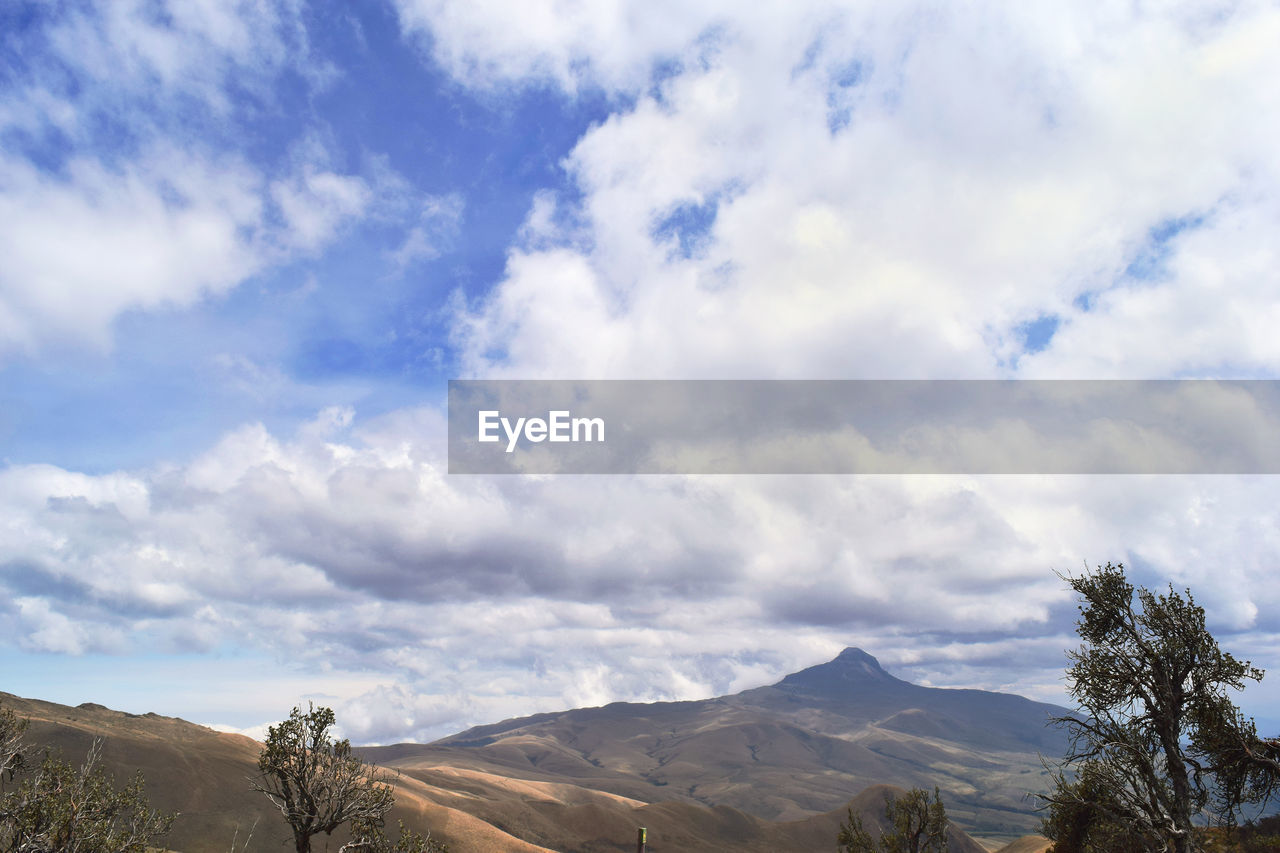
0;692;1039;853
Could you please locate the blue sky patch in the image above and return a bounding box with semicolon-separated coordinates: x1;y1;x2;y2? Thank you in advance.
1123;213;1206;282
826;59;866;132
1017;313;1060;355
652;197;719;259
0;1;614;471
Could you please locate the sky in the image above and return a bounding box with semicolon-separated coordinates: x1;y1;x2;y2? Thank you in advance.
2;0;1280;744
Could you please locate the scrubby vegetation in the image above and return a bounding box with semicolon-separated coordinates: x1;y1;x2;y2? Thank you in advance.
0;700;447;853
0;703;174;853
838;786;948;853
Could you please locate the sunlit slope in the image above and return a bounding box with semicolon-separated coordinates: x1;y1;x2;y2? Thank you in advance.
368;649;1070;837
1;688;1001;852
1;693;555;853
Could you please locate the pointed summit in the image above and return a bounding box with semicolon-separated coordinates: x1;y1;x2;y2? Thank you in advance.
772;647;913;699
833;647;889;671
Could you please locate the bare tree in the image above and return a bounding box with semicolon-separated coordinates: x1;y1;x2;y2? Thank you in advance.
1038;562;1278;853
0;704;26;789
252;704;396;853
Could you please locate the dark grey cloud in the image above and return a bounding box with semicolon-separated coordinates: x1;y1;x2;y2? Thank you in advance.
6;411;1276;742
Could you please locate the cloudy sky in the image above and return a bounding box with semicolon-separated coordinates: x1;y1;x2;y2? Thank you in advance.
3;0;1280;744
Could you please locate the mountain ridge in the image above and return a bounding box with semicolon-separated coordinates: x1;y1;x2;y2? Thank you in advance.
364;648;1069;839
437;647;1065;751
0;686;1013;852
2;649;1068;848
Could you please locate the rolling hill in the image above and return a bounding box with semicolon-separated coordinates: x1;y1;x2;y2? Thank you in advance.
0;692;557;853
2;648;1067;850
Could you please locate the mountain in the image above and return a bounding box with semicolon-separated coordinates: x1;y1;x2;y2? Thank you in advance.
2;649;1067;851
0;689;1000;853
365;648;1071;841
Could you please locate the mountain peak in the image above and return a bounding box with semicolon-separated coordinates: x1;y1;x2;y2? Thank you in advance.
833;647;885;668
772;647;911;697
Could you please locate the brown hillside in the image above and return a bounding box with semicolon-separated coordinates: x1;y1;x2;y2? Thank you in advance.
1;691;998;853
0;692;555;853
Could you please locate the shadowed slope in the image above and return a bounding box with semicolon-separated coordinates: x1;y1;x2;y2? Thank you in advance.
372;649;1069;837
0;688;1001;852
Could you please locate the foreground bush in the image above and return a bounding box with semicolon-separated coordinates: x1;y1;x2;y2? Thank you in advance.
0;706;174;853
